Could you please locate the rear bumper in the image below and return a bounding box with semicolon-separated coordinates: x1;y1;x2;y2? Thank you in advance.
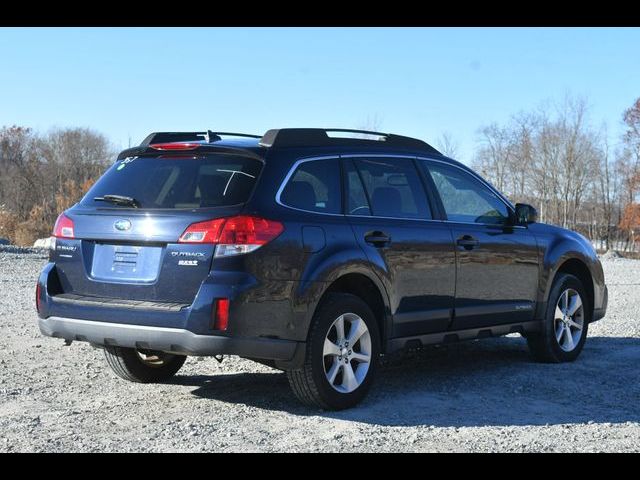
38;316;301;362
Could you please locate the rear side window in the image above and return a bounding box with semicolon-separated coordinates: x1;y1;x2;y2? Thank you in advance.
353;158;431;219
81;154;262;209
280;159;341;214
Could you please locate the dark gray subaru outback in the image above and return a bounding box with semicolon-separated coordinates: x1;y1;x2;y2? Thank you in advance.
36;128;608;410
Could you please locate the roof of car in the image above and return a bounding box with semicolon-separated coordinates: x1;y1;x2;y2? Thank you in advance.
116;128;448;162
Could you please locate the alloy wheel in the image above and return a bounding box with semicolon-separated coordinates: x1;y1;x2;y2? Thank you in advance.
554;288;585;352
322;313;372;393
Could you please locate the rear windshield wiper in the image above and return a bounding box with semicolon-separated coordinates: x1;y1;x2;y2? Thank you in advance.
93;194;140;208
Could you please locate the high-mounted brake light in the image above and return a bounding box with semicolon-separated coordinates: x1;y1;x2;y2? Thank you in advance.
149;142;201;151
178;215;284;257
52;213;75;239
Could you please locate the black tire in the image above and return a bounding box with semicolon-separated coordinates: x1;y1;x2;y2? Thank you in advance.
286;293;381;410
103;346;186;383
527;273;590;363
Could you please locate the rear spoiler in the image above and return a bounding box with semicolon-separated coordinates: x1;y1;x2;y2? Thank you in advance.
140;131;261;146
115;131;263;160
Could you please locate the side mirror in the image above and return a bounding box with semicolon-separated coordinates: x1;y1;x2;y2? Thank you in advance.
514;203;538;225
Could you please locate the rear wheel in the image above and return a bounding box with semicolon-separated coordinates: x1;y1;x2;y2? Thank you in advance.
287;293;380;410
103;346;186;383
527;273;589;363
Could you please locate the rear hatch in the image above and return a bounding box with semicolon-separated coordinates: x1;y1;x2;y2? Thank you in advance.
52;151;263;304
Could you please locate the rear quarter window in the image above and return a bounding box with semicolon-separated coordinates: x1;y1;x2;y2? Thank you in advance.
279;158;342;214
81;154;262;209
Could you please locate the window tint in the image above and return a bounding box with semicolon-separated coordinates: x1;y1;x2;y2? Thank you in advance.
353;158;431;219
422;162;510;225
280;159;341;214
344;160;371;216
81;154;262;209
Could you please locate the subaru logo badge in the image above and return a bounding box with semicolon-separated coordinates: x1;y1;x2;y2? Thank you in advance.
114;219;132;231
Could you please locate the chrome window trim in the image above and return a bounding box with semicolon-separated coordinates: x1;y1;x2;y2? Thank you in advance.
442;219;527;229
275;153;526;229
348;214;443;224
341;154;416;159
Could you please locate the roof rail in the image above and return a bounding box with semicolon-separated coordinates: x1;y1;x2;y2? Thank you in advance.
258;128;440;153
140;131;261;146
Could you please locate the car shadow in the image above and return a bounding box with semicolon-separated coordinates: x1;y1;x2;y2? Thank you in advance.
169;335;640;427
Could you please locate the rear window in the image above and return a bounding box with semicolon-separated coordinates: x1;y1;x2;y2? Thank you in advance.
81;154;262;209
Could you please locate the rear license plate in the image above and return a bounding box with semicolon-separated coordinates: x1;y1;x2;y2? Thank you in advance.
90;244;162;284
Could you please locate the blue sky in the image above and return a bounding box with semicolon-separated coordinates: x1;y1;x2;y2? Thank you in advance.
0;27;638;163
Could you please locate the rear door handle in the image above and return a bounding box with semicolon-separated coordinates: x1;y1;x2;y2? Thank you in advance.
456;235;479;250
364;232;391;247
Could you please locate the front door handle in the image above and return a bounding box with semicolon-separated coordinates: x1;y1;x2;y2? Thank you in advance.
364;231;391;247
456;235;479;250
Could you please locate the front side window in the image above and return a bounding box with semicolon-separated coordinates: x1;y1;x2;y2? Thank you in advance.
422;161;510;225
280;159;341;214
353;158;431;219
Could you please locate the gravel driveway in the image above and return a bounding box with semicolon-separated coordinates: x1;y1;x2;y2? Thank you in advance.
1;249;638;452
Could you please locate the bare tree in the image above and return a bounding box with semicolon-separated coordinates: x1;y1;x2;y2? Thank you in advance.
0;126;114;245
471;95;618;245
473;123;513;193
435;132;460;159
357;114;384;133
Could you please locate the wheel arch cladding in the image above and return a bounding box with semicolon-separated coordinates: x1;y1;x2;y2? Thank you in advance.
319;273;388;349
554;258;594;318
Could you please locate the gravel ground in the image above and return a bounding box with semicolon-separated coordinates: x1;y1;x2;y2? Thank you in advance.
1;249;639;452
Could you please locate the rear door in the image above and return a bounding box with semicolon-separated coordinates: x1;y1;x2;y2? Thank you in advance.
344;156;456;337
53;152;262;304
418;159;539;330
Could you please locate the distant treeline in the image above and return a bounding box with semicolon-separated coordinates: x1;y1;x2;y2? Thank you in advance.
0;127;114;245
469;96;640;252
1;95;639;248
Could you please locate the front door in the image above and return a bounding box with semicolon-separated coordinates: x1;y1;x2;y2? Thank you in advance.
419;159;539;330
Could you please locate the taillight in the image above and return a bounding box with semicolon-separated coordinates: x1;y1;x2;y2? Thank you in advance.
150;142;201;150
215;216;284;257
178;216;284;257
213;298;229;330
178;218;226;243
52;213;74;239
35;282;42;313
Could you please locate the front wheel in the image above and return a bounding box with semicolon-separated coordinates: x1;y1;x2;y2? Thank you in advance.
287;293;381;410
103;346;186;383
527;273;589;363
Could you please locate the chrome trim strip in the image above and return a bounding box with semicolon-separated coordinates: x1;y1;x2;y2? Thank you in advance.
442;219;527;229
347;215;526;229
347;214;441;223
340;154;416;159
